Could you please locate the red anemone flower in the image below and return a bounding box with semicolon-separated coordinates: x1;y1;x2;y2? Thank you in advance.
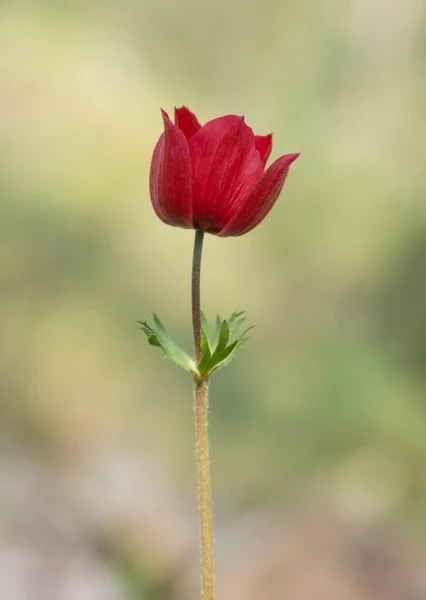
149;106;299;236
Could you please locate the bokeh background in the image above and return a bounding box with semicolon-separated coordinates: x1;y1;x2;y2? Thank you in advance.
1;0;426;598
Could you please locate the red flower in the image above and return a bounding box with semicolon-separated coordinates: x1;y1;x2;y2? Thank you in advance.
150;106;299;237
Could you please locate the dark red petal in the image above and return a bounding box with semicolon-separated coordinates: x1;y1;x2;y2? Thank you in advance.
255;133;273;167
188;115;264;233
174;106;202;140
219;153;300;236
149;109;193;227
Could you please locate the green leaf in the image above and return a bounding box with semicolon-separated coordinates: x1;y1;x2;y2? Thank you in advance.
197;328;212;374
240;325;256;339
215;320;230;353
139;311;254;380
208;339;239;373
197;312;254;377
200;312;213;348
148;334;161;347
228;318;247;343
213;314;222;347
152;313;167;334
228;311;245;328
137;318;196;374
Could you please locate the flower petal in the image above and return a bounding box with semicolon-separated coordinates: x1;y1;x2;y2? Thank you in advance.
174;106;202;140
189;115;264;233
255;133;272;167
219;153;300;236
149;109;193;227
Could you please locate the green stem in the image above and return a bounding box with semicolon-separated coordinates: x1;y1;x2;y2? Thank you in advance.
192;229;205;363
191;229;214;600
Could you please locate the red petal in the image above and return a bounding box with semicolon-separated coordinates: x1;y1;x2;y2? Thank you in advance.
149;110;193;227
219;153;300;236
174;106;202;140
188;115;264;233
255;133;272;167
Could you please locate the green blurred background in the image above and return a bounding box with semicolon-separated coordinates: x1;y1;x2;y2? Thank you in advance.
1;0;426;598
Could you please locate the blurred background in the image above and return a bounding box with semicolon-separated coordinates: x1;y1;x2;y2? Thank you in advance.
1;0;426;598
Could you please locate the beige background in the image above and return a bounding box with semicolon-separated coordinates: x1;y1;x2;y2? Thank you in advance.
1;0;426;597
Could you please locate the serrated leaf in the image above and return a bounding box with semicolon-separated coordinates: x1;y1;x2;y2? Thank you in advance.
195;312;255;377
208;340;239;373
228;318;247;343
232;317;247;330
212;314;222;348
201;329;211;357
215;320;230;354
197;328;212;374
197;321;228;376
240;325;256;338
228;311;245;327
152;313;167;334
229;310;245;320
138;318;196;373
200;312;213;348
136;320;151;334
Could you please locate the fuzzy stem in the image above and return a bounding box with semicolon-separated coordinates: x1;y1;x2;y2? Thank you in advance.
191;229;214;600
194;379;214;600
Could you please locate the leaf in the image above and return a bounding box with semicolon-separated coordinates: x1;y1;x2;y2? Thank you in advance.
228;311;245;329
148;334;161;347
240;325;256;338
152;313;167;334
197;328;212;374
200;312;213;348
137;318;196;373
213;314;222;347
228;318;247;343
215;320;230;354
197;312;254;377
139;310;255;380
208;340;239;373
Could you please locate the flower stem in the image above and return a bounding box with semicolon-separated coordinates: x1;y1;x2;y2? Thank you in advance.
194;379;214;600
192;229;205;363
191;229;214;600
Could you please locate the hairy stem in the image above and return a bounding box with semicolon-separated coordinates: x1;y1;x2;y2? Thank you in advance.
194;379;214;600
191;229;214;600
